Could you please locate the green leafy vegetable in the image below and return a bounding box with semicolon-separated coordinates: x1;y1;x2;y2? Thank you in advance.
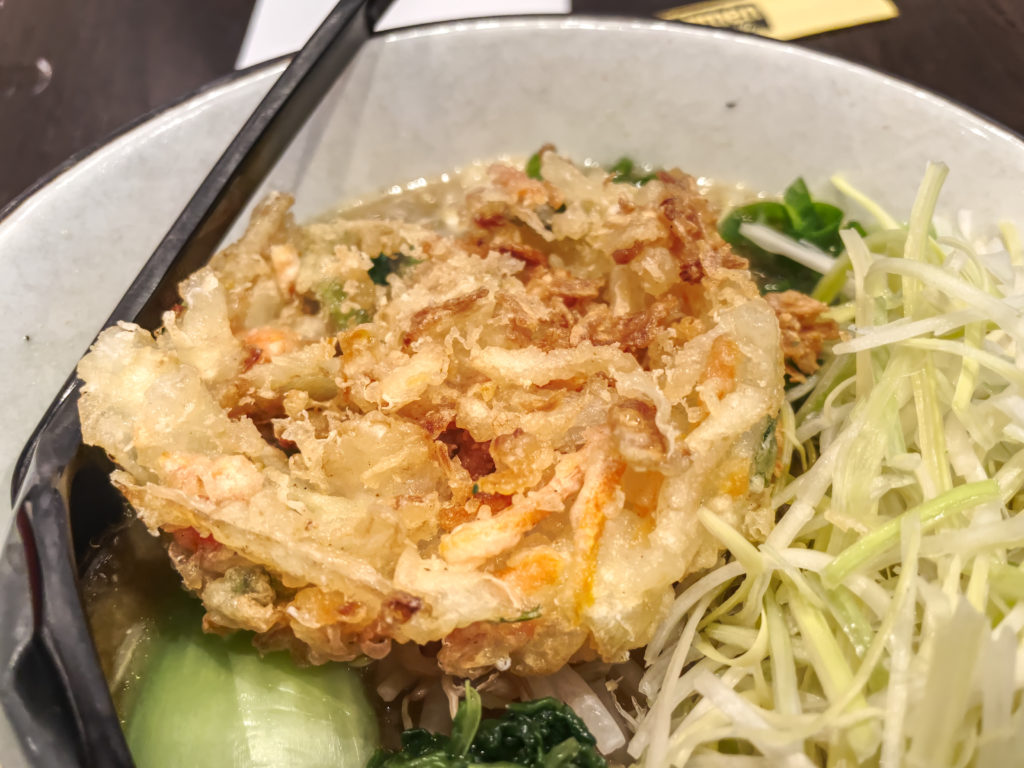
719;177;862;293
608;156;657;186
369;252;420;286
526;152;655;187
782;178;844;252
450;685;484;758
369;684;607;768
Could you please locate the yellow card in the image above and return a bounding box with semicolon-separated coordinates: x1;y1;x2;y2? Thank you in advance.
657;0;898;41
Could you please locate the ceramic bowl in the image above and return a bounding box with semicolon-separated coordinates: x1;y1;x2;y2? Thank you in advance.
2;15;1023;767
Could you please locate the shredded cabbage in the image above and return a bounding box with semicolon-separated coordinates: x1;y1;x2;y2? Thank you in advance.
633;165;1024;766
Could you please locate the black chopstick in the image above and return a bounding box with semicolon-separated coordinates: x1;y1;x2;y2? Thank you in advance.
4;2;395;765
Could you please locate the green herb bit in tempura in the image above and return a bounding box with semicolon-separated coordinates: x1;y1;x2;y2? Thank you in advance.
525;149;657;186
607;156;658;186
369;251;421;286
316;280;370;330
369;685;607;768
525;151;544;181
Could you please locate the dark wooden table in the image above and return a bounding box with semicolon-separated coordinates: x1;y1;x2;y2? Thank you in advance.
1;0;1022;212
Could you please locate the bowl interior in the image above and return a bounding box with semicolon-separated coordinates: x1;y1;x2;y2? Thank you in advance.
238;17;1024;233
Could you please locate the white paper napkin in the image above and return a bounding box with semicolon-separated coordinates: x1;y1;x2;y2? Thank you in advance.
236;0;571;69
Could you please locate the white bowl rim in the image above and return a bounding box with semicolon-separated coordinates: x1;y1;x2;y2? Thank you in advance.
3;13;1023;230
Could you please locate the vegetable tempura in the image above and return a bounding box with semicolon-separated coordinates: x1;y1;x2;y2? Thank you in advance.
77;151;794;677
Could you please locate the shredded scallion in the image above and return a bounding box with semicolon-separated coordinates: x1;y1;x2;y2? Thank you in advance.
632;164;1024;766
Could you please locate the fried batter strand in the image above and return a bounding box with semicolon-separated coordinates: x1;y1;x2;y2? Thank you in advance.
765;289;840;380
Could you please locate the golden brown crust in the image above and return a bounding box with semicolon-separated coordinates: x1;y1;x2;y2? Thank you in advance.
765;290;840;380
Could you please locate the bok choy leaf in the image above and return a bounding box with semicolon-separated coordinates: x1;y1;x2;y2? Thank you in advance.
123;600;377;768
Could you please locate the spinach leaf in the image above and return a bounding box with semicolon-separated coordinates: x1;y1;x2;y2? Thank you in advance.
368;685;607;768
847;220;867;237
719;202;814;293
718;201;791;246
782;177;816;232
719;177;861;294
471;698;602;768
